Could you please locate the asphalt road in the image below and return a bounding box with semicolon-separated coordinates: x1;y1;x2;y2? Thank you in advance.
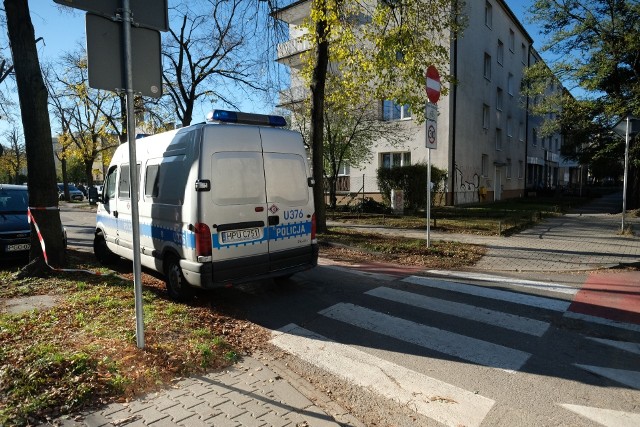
60;204;640;427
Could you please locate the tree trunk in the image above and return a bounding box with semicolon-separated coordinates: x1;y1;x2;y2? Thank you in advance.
5;0;66;271
310;0;329;233
328;175;337;209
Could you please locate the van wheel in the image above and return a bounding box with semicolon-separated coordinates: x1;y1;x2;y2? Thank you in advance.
164;255;193;301
273;274;294;285
94;231;118;265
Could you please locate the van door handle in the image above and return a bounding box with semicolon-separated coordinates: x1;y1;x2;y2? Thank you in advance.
268;215;279;226
114;211;118;218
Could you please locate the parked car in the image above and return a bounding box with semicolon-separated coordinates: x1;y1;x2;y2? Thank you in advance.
0;184;31;258
0;184;67;260
57;183;84;201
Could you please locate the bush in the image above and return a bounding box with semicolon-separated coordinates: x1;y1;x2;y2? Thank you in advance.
377;163;447;210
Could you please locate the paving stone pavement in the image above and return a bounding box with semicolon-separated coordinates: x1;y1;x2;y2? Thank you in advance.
329;192;640;272
45;354;361;427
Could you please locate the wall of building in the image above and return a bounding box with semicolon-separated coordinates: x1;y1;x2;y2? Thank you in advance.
275;0;567;207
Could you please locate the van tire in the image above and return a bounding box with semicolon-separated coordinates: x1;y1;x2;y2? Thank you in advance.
273;274;294;284
94;231;118;265
164;255;193;301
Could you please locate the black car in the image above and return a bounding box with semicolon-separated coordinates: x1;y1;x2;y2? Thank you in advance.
0;184;32;257
1;184;68;260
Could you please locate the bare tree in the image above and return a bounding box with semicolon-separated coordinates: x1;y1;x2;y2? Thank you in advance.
162;0;265;126
46;51;123;189
3;0;65;272
0;7;15;120
1;126;26;183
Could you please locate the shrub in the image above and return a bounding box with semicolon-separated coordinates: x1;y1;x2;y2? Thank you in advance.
377;163;447;210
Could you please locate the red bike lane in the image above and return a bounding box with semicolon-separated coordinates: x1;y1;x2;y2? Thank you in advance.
569;270;640;325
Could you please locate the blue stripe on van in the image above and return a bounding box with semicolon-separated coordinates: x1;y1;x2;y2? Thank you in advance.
97;214;311;252
97;213;196;250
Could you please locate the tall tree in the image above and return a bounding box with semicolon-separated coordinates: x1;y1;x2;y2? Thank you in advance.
292;0;461;231
46;51;123;189
163;0;264;127
290;72;411;208
524;0;640;207
0;9;15;120
3;0;65;271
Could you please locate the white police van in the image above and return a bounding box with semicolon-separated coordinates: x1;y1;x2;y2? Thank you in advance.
94;110;318;299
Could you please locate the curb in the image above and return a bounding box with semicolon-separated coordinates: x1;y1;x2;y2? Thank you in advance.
260;350;366;427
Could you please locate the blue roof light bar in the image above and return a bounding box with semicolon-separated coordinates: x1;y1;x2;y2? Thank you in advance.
207;110;287;127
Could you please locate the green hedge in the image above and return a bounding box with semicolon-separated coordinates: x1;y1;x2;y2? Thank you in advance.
377;163;447;210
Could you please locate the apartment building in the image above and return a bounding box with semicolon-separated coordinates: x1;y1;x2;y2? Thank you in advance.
275;0;572;205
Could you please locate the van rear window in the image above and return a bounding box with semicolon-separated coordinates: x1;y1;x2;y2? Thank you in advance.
264;153;309;206
211;152;266;205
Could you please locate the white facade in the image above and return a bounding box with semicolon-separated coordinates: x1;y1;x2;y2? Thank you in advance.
275;0;567;205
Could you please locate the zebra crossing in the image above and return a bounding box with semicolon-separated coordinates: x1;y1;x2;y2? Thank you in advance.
270;272;640;427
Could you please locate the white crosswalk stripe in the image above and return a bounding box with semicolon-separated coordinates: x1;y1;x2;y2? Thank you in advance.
403;275;571;312
319;302;531;372
366;286;551;336
586;337;640;355
271;324;495;427
559;404;640;427
574;365;640;390
270;273;640;426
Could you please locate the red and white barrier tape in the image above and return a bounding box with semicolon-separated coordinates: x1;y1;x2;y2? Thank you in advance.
27;207;128;281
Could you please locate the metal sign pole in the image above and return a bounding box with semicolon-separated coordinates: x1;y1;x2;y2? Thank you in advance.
122;0;145;349
427;143;431;248
622;116;630;232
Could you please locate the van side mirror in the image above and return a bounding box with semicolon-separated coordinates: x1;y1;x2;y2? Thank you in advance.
307;177;315;187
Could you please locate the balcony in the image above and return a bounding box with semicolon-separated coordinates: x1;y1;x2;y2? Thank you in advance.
276;38;311;67
324;176;351;193
277;86;308;107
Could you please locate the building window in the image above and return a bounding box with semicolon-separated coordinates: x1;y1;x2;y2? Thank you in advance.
381;152;411;169
383;100;411;121
338;162;350;176
496;87;503;111
509;29;515;52
542;136;546;148
497;40;504;65
508;73;514;95
496;128;503;151
555;138;559;152
532;128;538;146
484;53;492;80
483;104;490;129
506;158;512;179
519;121;524;141
518;160;524;179
521;43;527;64
507;116;513;138
485;2;493;28
482;154;489;177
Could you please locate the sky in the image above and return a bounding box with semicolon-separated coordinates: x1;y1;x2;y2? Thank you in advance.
2;0;545;135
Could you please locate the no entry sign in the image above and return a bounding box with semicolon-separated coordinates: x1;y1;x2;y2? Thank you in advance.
425;65;441;104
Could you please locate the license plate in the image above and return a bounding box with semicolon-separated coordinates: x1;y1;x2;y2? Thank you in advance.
220;228;261;244
7;243;30;252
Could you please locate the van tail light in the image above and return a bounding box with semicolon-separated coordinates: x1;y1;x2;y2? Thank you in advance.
311;213;317;241
194;223;212;257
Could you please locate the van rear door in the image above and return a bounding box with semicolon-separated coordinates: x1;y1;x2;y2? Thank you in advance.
203;125;270;279
260;127;314;270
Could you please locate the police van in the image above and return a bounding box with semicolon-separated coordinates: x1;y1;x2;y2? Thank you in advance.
94;110;318;299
